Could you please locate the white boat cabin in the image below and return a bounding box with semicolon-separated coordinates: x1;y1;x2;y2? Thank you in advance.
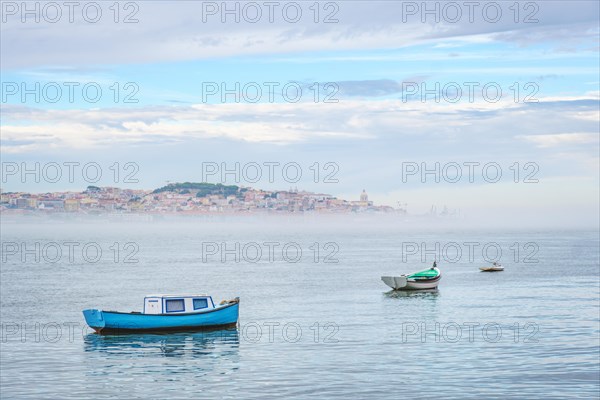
143;294;216;314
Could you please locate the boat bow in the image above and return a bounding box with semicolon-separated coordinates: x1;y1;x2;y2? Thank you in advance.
83;309;106;331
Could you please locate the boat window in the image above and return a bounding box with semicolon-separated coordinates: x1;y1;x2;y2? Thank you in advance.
193;298;208;310
165;299;185;313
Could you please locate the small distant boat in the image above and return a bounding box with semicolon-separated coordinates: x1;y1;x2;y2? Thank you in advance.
479;262;504;272
83;294;239;334
382;266;442;290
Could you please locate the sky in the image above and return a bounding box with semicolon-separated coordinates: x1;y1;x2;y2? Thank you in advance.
1;1;599;225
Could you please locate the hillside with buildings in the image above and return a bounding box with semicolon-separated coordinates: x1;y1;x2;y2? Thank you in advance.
0;184;397;215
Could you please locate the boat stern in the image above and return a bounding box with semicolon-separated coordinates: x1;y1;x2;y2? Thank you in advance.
217;299;240;325
83;309;106;333
381;276;408;289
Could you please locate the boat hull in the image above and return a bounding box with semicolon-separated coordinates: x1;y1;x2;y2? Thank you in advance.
479;267;504;272
381;274;441;290
83;301;239;334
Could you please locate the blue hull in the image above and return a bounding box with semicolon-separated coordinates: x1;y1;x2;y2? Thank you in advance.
83;302;239;334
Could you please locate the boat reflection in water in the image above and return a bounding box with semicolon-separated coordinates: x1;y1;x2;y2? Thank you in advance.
83;327;240;359
384;288;440;299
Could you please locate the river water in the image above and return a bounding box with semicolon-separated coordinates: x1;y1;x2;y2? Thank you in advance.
1;219;598;399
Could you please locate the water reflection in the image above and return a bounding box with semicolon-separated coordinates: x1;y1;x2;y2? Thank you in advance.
384;289;440;298
84;328;240;359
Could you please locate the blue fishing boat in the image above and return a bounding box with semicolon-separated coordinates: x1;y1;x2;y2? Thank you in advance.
83;294;239;334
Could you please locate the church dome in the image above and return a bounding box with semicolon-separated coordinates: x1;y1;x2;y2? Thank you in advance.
360;189;368;202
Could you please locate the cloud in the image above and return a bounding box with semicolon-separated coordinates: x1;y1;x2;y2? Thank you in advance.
0;102;376;152
1;1;598;69
518;133;599;148
2;95;598;156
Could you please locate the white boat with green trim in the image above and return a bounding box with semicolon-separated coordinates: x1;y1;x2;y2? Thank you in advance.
382;265;442;290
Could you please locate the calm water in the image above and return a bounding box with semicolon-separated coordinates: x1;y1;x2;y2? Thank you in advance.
1;219;599;399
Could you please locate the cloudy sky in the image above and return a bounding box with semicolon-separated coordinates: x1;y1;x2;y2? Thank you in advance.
1;1;598;225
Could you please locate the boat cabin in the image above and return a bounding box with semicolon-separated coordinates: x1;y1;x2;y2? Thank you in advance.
143;294;216;315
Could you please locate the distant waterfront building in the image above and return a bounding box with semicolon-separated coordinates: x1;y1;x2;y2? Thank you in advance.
309;193;333;202
64;199;80;212
354;189;373;208
16;198;30;209
39;200;65;210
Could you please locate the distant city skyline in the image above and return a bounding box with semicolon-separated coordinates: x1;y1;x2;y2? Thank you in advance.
1;182;414;215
